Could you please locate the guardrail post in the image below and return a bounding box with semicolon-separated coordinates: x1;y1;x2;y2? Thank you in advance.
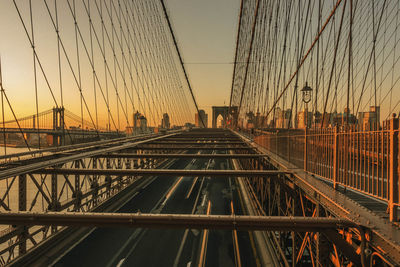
389;115;399;222
50;173;59;233
304;128;307;172
18;174;27;255
288;132;291;163
333;126;339;190
73;160;82;211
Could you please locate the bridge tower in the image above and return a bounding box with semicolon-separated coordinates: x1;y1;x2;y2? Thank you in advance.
228;106;238;128
212;106;229;128
52;107;65;146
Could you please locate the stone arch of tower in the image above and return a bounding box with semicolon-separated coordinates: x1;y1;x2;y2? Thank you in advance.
212;106;229;128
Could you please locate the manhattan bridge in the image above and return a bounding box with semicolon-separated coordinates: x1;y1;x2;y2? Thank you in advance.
0;0;399;266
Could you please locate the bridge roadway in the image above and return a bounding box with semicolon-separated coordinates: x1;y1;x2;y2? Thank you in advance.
54;149;259;267
2;129;399;266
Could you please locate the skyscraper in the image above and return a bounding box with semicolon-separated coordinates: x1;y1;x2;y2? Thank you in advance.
161;113;170;129
195;110;208;128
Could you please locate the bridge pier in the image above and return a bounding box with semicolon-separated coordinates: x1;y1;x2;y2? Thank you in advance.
52;107;65;146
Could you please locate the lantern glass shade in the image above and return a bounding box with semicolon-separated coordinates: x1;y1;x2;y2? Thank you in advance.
301;83;313;104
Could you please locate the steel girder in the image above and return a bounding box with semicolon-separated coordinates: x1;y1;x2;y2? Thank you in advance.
233;130;400;267
0;212;358;231
0;132;182;264
33;169;288;177
94;153;267;159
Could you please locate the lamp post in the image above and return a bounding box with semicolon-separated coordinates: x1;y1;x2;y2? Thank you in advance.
301;82;313;172
301;82;313;128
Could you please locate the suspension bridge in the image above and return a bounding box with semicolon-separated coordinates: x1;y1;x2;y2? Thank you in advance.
0;107;120;147
0;0;399;266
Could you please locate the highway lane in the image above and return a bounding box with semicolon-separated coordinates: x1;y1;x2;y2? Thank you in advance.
54;149;259;267
119;152;212;267
203;152;258;267
53;152;195;267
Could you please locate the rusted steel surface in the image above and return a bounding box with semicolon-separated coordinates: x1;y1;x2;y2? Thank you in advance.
252;119;400;215
1;127;398;266
130;146;254;150
0;133;179;180
0;212;358;231
235;129;400;265
95;153;266;159
146;141;246;145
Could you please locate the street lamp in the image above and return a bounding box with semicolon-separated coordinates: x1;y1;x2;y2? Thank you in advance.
301;82;313;128
301;82;313;104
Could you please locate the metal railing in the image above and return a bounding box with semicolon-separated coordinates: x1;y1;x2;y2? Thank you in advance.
0;133;182;264
246;117;400;222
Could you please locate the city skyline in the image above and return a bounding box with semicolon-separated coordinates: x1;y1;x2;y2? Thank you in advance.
0;0;239;130
1;1;400;131
0;2;399;266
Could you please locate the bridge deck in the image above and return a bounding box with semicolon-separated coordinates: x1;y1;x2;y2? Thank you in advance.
0;129;398;266
236;131;400;263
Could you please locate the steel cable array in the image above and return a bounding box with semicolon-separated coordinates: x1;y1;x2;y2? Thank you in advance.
1;0;198;151
230;0;400;129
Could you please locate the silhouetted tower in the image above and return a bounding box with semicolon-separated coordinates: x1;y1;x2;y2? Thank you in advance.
52;107;65;146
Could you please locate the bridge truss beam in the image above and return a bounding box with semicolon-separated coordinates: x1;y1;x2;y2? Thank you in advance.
95;153;268;159
124;146;254;150
0;129;398;267
33;169;288;177
233;130;400;266
0;212;358;231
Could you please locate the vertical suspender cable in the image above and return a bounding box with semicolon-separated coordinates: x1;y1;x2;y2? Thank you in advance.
229;0;244;119
159;0;204;127
237;0;261;122
0;57;6;155
346;0;353;125
265;0;343;120
29;0;41;149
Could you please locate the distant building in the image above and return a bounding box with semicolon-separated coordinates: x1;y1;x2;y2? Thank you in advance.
296;109;312;129
184;122;195;130
126;111;149;135
358;106;380;130
133;111;141;129
139;115;147;131
195;110;208;128
314;112;333;128
161;113;170;129
275;108;292;128
254;111;266;128
333;108;357;127
246;111;255;129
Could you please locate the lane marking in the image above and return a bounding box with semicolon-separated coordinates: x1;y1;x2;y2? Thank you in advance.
162;176;184;206
106;165;191;267
116;258;125;267
231;201;242;267
50;175;161;266
185;177;198;199
114;153;210;266
174;152;215;267
234;157;261;266
198;200;211;267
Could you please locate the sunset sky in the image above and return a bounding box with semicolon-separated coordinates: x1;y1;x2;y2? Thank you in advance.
0;0;240;129
1;1;400;129
166;0;240;117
